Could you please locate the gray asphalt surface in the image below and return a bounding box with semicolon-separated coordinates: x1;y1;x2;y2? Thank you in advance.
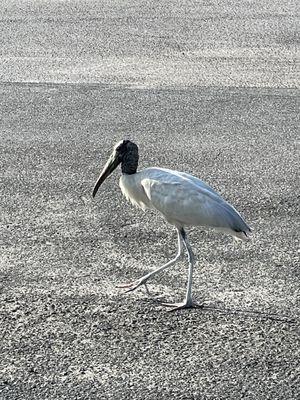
0;1;299;400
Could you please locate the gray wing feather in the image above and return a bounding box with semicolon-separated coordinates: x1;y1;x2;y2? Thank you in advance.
140;167;250;233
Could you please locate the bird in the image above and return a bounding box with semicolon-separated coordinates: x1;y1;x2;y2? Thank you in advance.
92;139;251;310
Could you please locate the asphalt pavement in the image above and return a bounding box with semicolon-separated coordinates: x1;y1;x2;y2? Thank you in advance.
0;1;299;399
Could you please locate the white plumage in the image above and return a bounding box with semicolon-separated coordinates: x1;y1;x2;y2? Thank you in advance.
93;140;251;310
120;167;250;241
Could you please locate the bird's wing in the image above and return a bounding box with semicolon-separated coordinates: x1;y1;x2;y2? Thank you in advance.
140;174;237;228
169;169;220;197
141;167;219;195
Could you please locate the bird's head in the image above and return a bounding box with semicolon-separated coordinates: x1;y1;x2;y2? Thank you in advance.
92;139;138;197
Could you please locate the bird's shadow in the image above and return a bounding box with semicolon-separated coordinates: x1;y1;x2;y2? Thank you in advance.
140;297;296;324
199;303;296;324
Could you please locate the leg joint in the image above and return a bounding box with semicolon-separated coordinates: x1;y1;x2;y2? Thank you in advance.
180;228;186;240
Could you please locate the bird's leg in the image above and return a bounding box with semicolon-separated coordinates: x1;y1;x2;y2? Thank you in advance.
161;228;201;311
116;229;183;294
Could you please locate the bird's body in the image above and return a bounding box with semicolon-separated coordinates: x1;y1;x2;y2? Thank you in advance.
92;140;251;310
120;167;250;240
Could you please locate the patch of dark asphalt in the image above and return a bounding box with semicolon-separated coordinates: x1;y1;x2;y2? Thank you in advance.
0;83;299;399
0;0;297;87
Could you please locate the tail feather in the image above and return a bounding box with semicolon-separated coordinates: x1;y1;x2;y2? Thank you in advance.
233;229;252;241
217;202;252;241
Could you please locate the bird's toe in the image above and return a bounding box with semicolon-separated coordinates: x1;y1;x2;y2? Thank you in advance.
116;282;134;289
124;284;140;293
160;301;203;311
116;279;145;293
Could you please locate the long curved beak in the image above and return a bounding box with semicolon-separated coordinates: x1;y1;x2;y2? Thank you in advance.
92;152;121;197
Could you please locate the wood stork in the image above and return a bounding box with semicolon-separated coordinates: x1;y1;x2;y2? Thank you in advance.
92;140;251;310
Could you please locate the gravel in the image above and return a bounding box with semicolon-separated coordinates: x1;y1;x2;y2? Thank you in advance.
0;1;299;399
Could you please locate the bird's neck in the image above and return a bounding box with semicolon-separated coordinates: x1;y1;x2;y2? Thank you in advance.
121;150;139;175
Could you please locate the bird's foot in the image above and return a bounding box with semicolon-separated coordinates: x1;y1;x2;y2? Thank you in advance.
116;277;149;293
160;300;203;312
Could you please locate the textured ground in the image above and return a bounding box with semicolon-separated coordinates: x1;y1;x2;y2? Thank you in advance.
0;1;299;400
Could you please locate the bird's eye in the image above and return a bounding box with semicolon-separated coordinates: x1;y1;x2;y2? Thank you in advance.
115;140;129;154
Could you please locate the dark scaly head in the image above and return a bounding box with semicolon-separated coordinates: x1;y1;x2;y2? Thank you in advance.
92;140;139;197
